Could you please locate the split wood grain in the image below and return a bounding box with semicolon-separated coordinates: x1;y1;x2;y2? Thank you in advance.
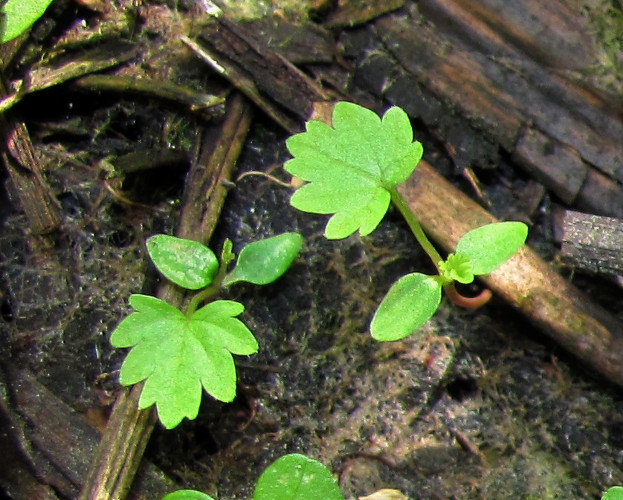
360;0;623;218
561;210;623;276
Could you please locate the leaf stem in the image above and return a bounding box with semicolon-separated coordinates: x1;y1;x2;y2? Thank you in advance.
185;250;231;316
185;284;219;316
390;188;444;272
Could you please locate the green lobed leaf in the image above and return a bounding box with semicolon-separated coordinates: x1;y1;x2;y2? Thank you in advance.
603;487;623;500
370;273;442;341
284;102;423;239
191;301;258;355
223;233;303;286
162;490;214;500
110;294;185;349
110;296;257;429
455;221;528;276
147;235;219;290
253;454;343;500
1;0;53;43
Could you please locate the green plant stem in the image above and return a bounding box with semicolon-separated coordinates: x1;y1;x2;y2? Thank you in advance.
390;188;493;310
184;285;219;316
184;250;231;316
390;188;444;271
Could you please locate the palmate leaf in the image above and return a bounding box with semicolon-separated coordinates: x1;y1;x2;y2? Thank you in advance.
285;102;423;239
110;295;258;429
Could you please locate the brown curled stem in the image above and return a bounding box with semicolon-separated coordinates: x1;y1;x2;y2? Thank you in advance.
443;282;492;309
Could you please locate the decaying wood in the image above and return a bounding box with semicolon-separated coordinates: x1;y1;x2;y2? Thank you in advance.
80;93;254;500
354;0;623;218
561;210;623;276
512;127;586;206
232;16;335;65
72;74;225;121
178;93;255;239
1;114;61;235
184;15;330;132
0;365;175;499
322;0;406;28
399;164;623;385
0;43;61;235
0;42;140;234
0;42;140;113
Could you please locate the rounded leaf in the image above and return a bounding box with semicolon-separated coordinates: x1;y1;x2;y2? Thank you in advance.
371;273;442;341
253;454;343;500
603;487;623;500
455;221;528;276
1;0;54;43
162;490;214;500
147;235;218;290
223;233;303;286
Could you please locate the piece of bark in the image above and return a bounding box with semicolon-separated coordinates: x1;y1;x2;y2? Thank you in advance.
0;365;174;499
351;1;623;217
72;74;225;121
185;16;330;132
236;16;335;65
403;0;623;180
574;168;623;219
79;93;254;500
512;126;587;206
561;210;623;276
399;163;623;385
323;0;406;29
1;118;62;235
0;41;140;113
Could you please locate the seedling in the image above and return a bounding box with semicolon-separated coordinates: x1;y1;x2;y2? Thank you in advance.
110;232;302;429
162;453;405;500
161;454;341;500
0;0;54;43
162;460;620;500
284;102;527;341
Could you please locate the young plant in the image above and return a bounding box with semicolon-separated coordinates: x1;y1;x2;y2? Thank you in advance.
161;454;340;500
110;232;303;429
284;102;527;341
162;453;405;500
